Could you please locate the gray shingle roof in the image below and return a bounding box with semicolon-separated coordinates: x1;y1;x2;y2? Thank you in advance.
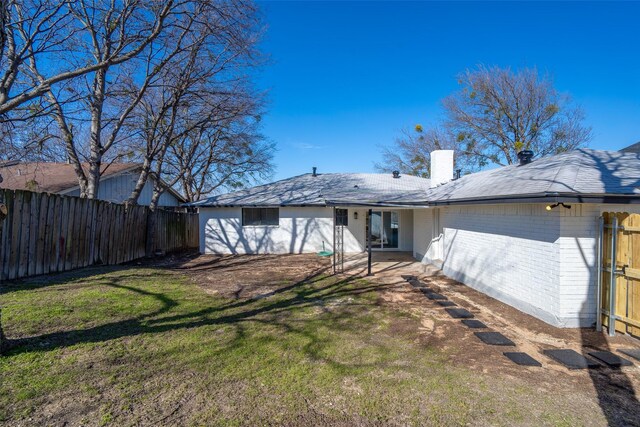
425;149;640;204
191;173;431;207
191;149;640;207
620;141;640;153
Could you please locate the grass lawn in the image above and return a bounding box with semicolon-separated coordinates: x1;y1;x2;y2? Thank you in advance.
0;265;598;426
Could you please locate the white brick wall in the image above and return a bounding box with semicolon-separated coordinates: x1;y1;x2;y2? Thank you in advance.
426;204;566;325
413;209;434;261
420;203;640;328
399;209;414;251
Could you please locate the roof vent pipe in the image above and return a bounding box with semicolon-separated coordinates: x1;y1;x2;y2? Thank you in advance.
517;150;534;165
312;166;317;177
392;170;400;179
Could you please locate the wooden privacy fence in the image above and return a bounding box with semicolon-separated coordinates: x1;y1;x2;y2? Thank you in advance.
598;212;640;338
153;208;199;254
0;189;199;281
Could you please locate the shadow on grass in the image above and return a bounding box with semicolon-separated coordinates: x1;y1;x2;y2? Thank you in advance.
4;263;390;371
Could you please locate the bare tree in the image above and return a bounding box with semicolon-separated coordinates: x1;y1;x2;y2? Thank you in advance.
168;114;274;203
0;0;174;116
124;0;270;208
19;0;186;198
378;65;592;174
444;65;591;167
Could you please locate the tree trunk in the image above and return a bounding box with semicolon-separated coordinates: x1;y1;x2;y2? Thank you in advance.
0;189;6;354
127;158;153;205
86;67;107;199
0;2;10;106
86;155;101;199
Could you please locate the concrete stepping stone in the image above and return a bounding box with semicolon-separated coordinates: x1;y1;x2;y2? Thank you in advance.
425;292;447;301
619;348;640;362
461;319;487;329
504;352;542;367
408;279;423;288
445;308;474;319
588;351;633;367
543;349;600;370
474;331;515;346
436;300;456;307
401;275;417;281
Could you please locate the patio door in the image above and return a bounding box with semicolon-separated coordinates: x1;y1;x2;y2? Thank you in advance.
369;210;399;250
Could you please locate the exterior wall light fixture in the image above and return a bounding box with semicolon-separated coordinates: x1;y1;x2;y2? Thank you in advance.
546;202;571;211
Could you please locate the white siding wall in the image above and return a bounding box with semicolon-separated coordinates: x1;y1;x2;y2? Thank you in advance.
200;207;365;254
417;203;640;328
65;172;180;206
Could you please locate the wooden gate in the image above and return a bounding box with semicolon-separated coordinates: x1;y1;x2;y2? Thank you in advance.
598;212;640;337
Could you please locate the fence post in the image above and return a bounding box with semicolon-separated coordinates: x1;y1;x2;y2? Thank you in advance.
596;216;604;332
608;215;618;336
145;208;157;257
0;188;6;353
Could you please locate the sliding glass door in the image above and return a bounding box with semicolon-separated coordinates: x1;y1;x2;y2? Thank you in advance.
369;210;399;249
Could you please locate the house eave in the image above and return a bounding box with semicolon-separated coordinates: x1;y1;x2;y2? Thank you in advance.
194;203;327;208
325;200;430;208
192;200;430;208
421;192;640;206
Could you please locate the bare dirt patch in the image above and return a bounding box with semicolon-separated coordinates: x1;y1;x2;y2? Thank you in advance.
145;251;332;299
375;270;640;427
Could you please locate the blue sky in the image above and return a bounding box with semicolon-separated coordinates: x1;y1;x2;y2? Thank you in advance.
256;1;640;181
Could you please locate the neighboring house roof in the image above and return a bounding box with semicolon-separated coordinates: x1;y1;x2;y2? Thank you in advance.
192;149;640;208
0;162;186;202
191;173;431;207
424;149;640;205
620;141;640;153
0;162;138;193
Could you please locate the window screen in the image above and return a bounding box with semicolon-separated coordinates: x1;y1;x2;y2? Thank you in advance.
242;208;279;226
335;208;348;226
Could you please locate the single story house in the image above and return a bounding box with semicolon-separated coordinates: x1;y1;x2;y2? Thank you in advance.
192;148;640;329
0;161;184;206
